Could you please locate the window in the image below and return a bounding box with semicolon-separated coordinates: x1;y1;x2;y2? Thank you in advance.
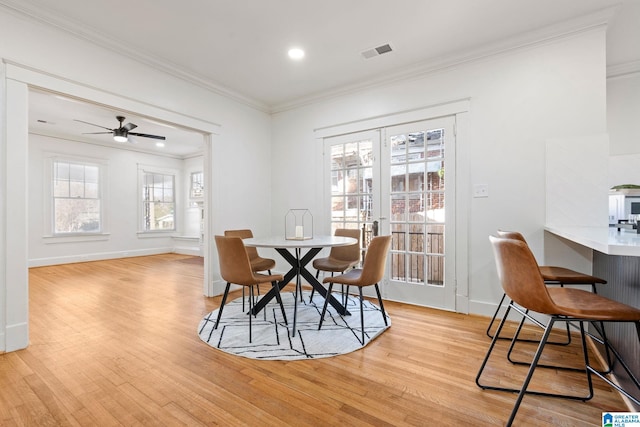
190;171;204;199
142;171;176;231
53;160;101;234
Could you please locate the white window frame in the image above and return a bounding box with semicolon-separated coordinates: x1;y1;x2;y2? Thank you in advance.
43;154;110;243
138;164;178;235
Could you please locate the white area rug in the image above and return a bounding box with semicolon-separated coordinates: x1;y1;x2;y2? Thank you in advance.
197;290;390;360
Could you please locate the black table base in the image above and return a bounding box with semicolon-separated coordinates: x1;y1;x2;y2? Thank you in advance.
251;247;351;335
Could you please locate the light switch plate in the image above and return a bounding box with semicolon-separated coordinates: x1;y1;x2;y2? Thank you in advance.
473;184;489;198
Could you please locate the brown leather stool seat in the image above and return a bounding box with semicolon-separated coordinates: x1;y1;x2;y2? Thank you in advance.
476;235;640;426
486;231;607;342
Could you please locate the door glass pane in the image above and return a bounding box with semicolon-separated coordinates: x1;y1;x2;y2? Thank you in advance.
390;165;406;192
389;126;446;287
326;134;378;253
391;194;406;222
345;169;358;194
331;196;345;221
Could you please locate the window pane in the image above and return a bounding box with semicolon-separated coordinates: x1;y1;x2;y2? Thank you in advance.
70;181;84;198
55;199;100;233
69;164;84;182
391;195;406;222
53;161;101;234
345;169;358;194
53;179;68;198
330;145;344;170
360;167;372;194
408;162;425;192
391;165;406;192
359;140;373;167
142;171;176;231
85;182;99;199
331;196;345;221
390;135;406;164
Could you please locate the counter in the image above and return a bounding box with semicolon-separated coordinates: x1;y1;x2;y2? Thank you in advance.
545;225;640;409
544;225;640;257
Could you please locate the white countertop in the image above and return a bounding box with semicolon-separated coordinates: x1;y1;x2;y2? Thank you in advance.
544;225;640;257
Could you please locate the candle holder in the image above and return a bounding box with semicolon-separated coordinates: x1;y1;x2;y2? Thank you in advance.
285;209;313;240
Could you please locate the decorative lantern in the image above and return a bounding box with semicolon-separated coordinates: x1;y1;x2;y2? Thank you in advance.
285;209;313;240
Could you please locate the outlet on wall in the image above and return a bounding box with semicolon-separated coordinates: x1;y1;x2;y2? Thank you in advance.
473;184;489;198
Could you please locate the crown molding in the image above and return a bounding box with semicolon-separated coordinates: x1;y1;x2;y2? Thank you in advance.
270;6;618;113
607;60;640;79
0;0;271;113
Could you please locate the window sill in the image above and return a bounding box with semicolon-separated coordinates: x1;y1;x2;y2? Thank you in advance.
43;233;111;244
137;231;177;239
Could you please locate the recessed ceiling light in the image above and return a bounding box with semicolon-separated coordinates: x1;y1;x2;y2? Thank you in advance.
155;142;165;148
288;48;305;60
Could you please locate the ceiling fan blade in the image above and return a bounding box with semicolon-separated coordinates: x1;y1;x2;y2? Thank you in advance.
82;132;113;135
128;132;166;140
123;122;138;131
74;119;113;131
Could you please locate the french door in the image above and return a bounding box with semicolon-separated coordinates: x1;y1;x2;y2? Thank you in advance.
323;116;456;310
380;117;456;310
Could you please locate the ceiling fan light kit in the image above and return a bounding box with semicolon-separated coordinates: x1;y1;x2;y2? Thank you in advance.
113;128;128;142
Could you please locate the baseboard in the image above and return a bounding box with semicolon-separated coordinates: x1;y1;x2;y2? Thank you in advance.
28;247;174;267
5;322;29;352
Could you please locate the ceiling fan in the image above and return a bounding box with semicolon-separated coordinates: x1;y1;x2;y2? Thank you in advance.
75;115;166;142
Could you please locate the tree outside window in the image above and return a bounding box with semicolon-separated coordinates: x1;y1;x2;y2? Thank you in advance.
142;172;175;231
53;161;101;234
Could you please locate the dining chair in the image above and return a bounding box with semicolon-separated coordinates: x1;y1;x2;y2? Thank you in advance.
224;229;276;310
214;235;288;343
318;235;392;345
310;228;360;304
476;235;640;426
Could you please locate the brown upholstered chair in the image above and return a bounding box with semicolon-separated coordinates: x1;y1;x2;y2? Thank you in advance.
224;229;276;309
476;235;640;426
224;229;275;273
310;228;360;303
487;230;607;342
318;235;391;345
214;235;287;342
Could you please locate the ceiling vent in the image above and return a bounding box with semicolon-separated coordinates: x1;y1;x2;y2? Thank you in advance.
361;43;393;59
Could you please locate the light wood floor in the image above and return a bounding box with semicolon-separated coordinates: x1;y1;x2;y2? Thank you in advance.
0;254;629;426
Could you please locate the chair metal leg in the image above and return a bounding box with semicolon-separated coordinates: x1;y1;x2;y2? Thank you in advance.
358;287;365;345
310;270;319;301
248;286;253;343
214;283;231;330
272;280;288;325
505;318;589;426
486;292;507;338
490;292;571;346
585;321;640;406
374;283;388;326
477;304;595;400
318;283;334;331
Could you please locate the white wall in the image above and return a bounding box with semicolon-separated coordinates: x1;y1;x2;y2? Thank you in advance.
0;7;272;351
271;28;608;316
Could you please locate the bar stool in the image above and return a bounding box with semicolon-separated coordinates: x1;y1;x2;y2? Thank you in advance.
477;235;640;426
486;231;607;343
